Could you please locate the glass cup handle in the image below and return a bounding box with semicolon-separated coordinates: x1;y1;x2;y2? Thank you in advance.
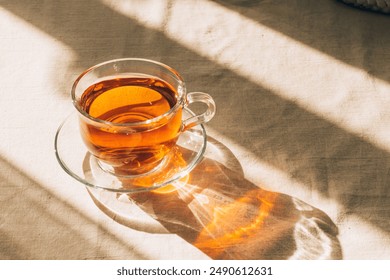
182;92;216;131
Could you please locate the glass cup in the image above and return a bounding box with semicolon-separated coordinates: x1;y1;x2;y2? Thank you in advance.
71;58;216;177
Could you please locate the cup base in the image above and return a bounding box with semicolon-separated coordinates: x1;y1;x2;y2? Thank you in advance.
94;155;170;178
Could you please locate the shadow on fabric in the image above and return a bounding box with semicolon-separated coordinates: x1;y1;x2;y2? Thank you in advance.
89;137;342;260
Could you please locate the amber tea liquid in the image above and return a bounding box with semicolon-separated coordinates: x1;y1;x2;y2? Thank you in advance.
78;76;183;175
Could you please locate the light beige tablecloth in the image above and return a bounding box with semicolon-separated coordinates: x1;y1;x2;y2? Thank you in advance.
1;0;390;259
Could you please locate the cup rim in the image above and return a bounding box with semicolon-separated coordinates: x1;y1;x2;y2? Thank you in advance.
71;58;186;127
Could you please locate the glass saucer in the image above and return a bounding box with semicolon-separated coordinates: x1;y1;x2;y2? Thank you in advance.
54;108;207;193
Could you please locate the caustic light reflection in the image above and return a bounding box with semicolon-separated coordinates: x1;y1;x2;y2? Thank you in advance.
192;189;278;259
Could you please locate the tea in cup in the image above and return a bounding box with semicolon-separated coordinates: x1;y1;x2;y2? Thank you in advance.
71;58;215;176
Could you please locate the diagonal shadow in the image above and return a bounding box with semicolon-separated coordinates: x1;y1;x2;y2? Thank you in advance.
1;0;390;246
206;66;390;235
0;155;149;259
212;0;390;83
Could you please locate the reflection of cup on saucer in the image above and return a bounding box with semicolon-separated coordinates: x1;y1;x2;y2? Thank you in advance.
71;58;216;177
